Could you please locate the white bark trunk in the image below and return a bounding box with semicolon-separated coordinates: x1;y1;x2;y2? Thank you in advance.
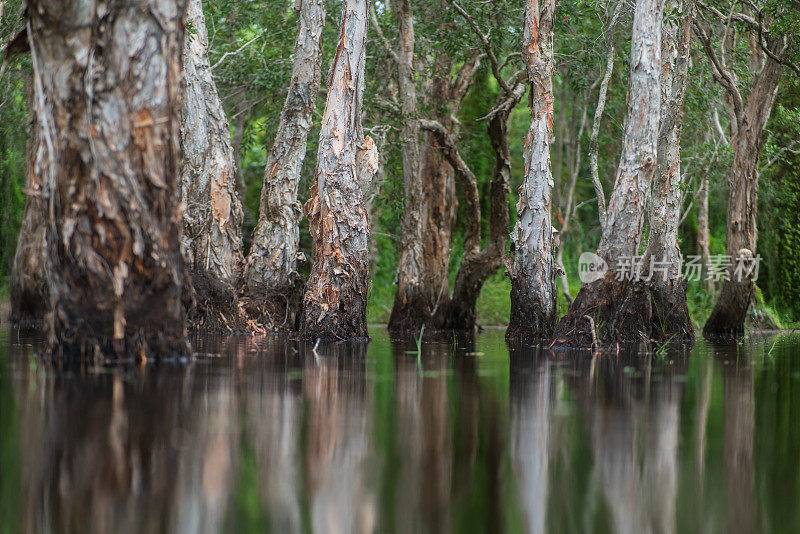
243;0;326;327
298;0;378;340
181;0;244;285
507;0;557;341
596;0;663;265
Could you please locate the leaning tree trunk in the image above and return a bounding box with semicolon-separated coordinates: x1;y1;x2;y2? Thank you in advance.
553;0;662;347
10;116;47;327
506;0;558;342
181;0;245;329
641;0;694;342
28;0;190;359
297;0;378;340
243;0;325;329
437;87;521;331
703;55;782;337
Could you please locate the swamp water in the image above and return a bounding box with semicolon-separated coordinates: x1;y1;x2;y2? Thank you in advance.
1;327;799;533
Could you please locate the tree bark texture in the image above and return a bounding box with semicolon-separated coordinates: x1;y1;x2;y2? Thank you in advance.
243;0;325;329
28;0;190;359
387;0;427;334
703;43;783;337
641;0;694;341
506;0;558;342
297;0;378;340
181;0;245;329
10;117;47;327
388;45;480;333
553;0;662;346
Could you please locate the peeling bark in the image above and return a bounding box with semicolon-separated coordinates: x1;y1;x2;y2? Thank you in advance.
10;114;47;327
181;0;245;329
243;0;325;329
28;0;190;359
641;0;694;342
297;0;378;340
388;40;480;334
506;0;558;342
553;0;663;346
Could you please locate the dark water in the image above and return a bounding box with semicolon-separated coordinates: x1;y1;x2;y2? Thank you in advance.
1;327;799;534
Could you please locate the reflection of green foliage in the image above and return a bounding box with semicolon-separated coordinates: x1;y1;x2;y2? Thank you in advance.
0;332;20;534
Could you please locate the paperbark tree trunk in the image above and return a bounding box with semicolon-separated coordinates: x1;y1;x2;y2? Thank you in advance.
702;47;783;337
387;0;427;333
297;0;378;340
697;174;714;293
243;0;325;329
181;0;245;329
10;116;47;327
506;0;558;342
28;0;190;359
641;0;694;341
553;0;662;346
387;30;479;334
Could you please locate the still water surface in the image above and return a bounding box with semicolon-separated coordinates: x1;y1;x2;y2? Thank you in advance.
1;327;799;533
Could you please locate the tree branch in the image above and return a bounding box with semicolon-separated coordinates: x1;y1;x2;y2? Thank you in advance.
369;2;400;65
449;0;513;94
419;118;481;253
693;21;744;122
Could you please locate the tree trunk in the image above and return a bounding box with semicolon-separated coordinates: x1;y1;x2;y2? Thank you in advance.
641;0;694;342
10;116;47;327
506;0;558;342
181;0;245;329
243;0;325;329
388;47;479;333
697;174;714;293
387;0;427;333
703;48;782;337
28;0;190;359
297;0;378;340
553;0;662;346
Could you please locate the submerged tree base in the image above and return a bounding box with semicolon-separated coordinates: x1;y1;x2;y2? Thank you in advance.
186;269;248;332
648;279;694;342
703;280;753;339
505;275;557;343
240;276;304;332
552;273;651;347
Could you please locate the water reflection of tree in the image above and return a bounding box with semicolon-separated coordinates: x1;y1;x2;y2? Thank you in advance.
391;336;453;534
508;346;552;534
565;346;688;534
13;342;240;534
713;343;759;534
301;341;376;534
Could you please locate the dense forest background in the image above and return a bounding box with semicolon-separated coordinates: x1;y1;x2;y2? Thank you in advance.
1;0;798;328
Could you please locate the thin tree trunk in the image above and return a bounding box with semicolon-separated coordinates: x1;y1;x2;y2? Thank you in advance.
28;0;190;359
243;0;325;329
506;0;558;342
10;113;47;327
703;42;783;337
297;0;378;340
641;0;694;341
388;0;427;333
697;173;714;293
553;0;662;346
182;0;245;329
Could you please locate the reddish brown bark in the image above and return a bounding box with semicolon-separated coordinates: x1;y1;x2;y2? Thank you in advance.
28;0;190;359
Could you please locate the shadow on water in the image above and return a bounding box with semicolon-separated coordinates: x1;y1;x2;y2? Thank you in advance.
1;327;799;533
